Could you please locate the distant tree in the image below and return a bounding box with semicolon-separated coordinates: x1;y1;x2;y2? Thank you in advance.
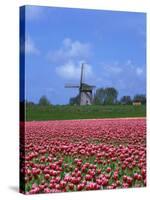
93;88;106;105
133;94;146;104
94;87;118;105
104;87;118;105
38;95;51;106
120;96;132;105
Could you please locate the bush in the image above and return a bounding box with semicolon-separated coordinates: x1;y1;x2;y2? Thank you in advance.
38;95;51;106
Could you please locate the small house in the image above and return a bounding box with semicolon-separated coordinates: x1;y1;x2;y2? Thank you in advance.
132;101;141;106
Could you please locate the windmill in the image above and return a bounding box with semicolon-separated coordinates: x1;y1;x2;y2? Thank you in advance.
65;63;95;105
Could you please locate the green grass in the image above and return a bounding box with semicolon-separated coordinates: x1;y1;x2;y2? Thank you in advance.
25;104;146;121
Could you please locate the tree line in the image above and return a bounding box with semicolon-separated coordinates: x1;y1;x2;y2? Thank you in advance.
25;87;146;106
93;87;146;105
26;95;51;106
70;87;146;105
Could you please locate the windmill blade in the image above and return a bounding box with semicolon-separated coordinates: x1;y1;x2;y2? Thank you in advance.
80;63;84;89
65;83;80;88
85;92;92;101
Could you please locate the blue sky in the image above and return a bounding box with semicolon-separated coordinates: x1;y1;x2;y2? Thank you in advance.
23;5;146;104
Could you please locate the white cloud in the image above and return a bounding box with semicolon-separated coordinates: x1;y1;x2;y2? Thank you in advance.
102;60;145;78
92;60;146;97
56;60;93;80
63;38;91;58
136;67;143;76
126;60;132;66
25;37;39;55
100;62;122;75
47;38;93;80
47;38;91;63
96;60;145;86
125;61;144;76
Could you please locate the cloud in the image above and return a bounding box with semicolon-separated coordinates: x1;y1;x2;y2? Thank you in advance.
47;38;93;80
56;60;93;80
25;36;40;55
103;62;122;74
95;60;146;96
136;67;143;76
47;38;91;63
98;60;145;78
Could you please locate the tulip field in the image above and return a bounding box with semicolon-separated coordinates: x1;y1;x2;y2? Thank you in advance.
20;118;146;194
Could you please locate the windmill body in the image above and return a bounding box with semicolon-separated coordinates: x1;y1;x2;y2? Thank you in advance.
65;64;95;105
80;83;94;105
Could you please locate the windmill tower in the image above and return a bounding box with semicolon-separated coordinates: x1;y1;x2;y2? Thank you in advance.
65;63;95;105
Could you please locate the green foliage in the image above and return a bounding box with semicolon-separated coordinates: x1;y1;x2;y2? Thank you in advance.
120;96;132;105
133;94;146;104
104;87;118;104
38;95;51;106
94;87;118;105
93;88;105;105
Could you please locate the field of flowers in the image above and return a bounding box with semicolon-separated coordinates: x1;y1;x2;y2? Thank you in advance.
20;118;146;194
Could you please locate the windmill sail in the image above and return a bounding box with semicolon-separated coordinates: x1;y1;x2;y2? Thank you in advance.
65;84;80;88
